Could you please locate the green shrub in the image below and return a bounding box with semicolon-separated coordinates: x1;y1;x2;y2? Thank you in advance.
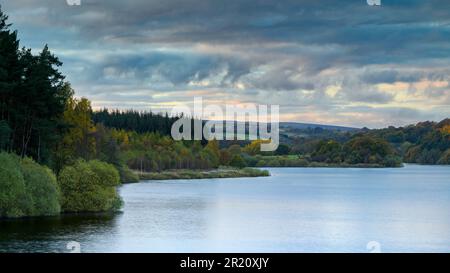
229;155;247;169
268;159;281;167
382;155;403;167
88;160;120;187
256;160;267;167
343;136;396;166
58;160;122;213
242;154;258;167
275;144;290;155
20;157;61;216
438;149;450;164
241;168;270;177
0;152;32;218
118;165;140;183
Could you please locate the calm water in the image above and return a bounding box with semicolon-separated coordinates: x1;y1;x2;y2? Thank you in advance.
1;165;450;253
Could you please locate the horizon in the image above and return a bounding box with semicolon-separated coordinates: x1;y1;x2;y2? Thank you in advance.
2;0;450;128
91;106;447;130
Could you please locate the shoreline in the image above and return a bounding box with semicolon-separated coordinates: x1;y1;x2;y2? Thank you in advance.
136;167;270;181
257;162;404;168
134;162;405;182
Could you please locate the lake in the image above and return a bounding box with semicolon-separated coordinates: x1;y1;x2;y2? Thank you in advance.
1;165;450;253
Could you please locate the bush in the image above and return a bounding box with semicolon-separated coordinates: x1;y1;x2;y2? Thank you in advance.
58;160;122;213
0;153;62;218
89;160;120;187
267;159;281;167
438;149;450;165
382;155;403;167
241;167;270;177
118;165;140;183
256;160;267;167
0;153;32;218
242;153;258;167
312;140;342;163
343;136;395;166
20;158;61;216
229;155;247;169
286;158;309;167
275;144;290;155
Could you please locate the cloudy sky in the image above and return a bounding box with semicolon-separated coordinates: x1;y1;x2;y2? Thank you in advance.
2;0;450;128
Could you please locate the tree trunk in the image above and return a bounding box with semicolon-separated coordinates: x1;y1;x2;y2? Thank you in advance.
37;132;41;162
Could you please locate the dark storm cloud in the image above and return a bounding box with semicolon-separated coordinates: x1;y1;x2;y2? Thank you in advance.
6;1;450;57
2;0;449;126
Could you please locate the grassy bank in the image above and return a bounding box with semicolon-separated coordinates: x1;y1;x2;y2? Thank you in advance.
137;167;270;181
295;162;403;168
250;155;403;168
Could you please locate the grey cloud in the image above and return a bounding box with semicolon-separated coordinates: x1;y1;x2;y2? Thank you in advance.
2;0;450;127
345;90;394;104
361;70;400;84
360;70;427;84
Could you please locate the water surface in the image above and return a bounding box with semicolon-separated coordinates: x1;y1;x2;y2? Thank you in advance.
1;165;450;253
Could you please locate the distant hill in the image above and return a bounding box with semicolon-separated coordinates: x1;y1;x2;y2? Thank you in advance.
280;122;359;132
221;121;359;132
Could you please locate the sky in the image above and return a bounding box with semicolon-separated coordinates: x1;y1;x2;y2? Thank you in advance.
2;0;450;128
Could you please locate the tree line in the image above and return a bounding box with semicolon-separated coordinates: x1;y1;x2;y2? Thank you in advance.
0;8;121;218
262;119;449;167
92;109;177;136
367;119;450;164
0;10;70;164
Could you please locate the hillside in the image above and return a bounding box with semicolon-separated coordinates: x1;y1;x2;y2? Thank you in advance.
280;122;358;132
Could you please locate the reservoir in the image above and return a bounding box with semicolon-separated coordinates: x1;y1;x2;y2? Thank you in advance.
1;165;449;253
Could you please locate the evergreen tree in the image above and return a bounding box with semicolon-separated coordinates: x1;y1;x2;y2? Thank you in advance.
0;9;20;151
0;8;71;162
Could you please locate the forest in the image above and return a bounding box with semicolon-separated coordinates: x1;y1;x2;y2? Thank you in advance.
0;7;449;219
268;118;450;167
91;110;449;168
0;8;124;218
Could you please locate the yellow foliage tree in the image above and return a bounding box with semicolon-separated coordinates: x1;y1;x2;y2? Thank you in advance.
59;97;97;164
440;125;450;135
243;140;271;155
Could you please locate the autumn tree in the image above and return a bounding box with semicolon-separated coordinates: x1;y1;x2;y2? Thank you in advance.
55;95;96;171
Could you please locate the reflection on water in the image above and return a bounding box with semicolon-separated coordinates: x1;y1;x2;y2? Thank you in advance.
1;164;450;253
0;214;117;253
